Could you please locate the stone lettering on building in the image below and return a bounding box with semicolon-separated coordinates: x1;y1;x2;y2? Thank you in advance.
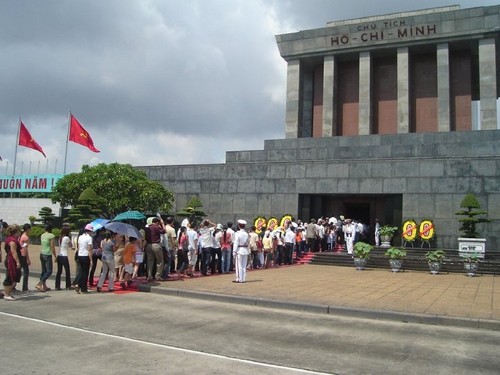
330;18;438;48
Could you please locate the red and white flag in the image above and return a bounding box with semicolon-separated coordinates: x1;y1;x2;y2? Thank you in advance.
69;114;100;153
19;121;46;157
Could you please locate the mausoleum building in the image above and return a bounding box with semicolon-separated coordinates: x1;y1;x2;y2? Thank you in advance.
139;5;500;250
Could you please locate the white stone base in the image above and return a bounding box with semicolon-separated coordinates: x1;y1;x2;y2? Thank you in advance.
458;238;486;259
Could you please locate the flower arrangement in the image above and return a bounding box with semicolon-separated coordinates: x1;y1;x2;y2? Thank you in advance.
401;220;418;242
280;214;293;229
253;216;267;235
267;217;279;231
419;219;436;242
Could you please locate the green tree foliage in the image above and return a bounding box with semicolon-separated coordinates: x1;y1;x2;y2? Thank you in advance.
65;188;103;229
51;163;174;218
455;193;490;238
176;196;206;227
38;207;55;224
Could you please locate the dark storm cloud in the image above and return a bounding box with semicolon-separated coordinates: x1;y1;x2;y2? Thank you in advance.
0;0;496;172
0;1;283;137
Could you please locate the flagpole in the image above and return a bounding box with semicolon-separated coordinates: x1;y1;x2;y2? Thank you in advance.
63;110;71;174
13;117;21;175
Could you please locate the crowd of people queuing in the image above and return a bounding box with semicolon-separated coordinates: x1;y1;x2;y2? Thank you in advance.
0;214;373;300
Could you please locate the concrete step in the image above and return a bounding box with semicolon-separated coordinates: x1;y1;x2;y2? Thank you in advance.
309;249;500;275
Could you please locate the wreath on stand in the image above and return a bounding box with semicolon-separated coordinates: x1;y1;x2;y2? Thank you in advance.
419;219;436;248
267;217;279;232
253;216;267;235
401;219;418;247
280;214;293;229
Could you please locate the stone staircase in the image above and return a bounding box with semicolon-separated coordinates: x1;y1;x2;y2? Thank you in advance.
308;247;500;275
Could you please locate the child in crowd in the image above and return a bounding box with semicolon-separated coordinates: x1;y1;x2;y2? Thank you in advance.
132;229;145;279
120;237;137;289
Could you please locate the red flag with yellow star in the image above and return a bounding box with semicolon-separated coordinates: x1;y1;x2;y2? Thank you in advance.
19;121;46;157
69;114;100;153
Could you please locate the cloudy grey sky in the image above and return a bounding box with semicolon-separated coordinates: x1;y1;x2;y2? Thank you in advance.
0;0;496;174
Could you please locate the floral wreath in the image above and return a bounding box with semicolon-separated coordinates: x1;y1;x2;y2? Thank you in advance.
280;214;293;229
267;217;279;231
253;216;267;235
401;219;418;242
419;219;436;241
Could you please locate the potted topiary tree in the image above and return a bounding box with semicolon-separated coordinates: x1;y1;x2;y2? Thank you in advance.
353;241;373;270
455;193;490;260
385;247;407;272
425;250;446;275
379;225;398;247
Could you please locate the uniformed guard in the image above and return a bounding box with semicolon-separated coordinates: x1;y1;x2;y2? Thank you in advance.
232;219;249;283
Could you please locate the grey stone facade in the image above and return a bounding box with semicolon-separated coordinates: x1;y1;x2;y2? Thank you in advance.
139;129;500;251
139;5;500;253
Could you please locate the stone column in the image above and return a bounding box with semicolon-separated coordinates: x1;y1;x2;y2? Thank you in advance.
397;47;410;133
301;69;314;138
359;51;371;135
285;60;301;138
479;38;498;130
322;55;335;137
437;43;451;132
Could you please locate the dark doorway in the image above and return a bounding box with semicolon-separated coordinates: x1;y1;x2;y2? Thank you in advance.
298;194;402;245
344;202;370;223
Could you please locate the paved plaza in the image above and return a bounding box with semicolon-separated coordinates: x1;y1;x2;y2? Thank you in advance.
19;244;500;331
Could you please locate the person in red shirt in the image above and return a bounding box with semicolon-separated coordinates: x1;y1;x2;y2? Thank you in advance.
3;225;22;301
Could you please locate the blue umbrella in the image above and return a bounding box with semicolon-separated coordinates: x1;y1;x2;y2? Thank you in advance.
104;221;142;239
90;218;110;231
113;210;146;221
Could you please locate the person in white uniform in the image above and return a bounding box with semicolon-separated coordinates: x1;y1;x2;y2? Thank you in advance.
374;218;381;246
232;219;249;283
343;219;355;255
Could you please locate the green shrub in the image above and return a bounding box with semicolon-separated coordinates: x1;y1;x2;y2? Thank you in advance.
29;226;45;239
385;247;407;259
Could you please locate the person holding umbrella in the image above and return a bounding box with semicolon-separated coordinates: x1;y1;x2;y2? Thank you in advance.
96;231;122;293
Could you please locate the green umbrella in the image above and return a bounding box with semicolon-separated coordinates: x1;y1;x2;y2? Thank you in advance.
113;210;146;221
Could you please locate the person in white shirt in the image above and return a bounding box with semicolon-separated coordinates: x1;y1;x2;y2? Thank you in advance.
74;224;94;293
343;219;355;255
273;228;284;266
55;226;74;290
186;224;199;277
374;219;381;246
232;219;249;283
199;219;216;276
211;224;223;274
317;221;325;252
226;222;235;271
284;226;296;265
